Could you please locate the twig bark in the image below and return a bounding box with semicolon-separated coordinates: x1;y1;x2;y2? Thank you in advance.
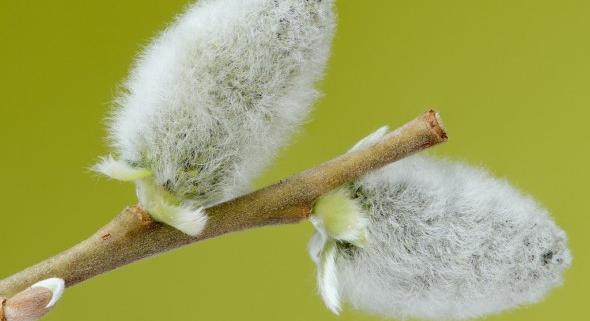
0;110;447;302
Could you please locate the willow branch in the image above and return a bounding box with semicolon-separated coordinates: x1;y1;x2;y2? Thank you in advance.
0;110;447;305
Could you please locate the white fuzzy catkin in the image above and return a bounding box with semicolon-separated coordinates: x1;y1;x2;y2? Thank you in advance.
96;0;335;235
310;130;571;320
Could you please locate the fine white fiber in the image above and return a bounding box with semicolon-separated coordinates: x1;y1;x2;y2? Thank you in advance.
93;155;151;181
310;131;571;320
96;0;336;235
317;241;341;314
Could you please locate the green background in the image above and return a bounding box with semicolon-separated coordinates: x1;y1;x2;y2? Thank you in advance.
0;1;588;320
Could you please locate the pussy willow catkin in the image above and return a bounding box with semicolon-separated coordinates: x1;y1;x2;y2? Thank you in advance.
95;0;335;235
310;129;571;320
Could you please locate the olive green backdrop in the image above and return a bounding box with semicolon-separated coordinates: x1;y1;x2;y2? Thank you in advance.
0;1;587;320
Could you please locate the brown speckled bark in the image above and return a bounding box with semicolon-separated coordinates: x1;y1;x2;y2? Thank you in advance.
0;110;447;304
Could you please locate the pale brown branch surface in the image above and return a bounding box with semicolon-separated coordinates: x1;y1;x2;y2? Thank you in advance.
0;110;447;312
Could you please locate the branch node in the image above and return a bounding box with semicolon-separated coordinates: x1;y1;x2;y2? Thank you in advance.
129;205;154;226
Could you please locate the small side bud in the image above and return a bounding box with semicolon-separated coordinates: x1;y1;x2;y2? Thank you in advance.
30;278;64;308
3;278;65;321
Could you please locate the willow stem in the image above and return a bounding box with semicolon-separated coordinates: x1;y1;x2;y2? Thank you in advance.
0;110;447;300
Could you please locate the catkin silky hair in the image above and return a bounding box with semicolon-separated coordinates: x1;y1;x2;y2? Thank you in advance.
95;0;336;236
310;129;571;320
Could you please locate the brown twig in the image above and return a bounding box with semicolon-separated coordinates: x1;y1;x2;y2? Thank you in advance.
0;110;447;312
